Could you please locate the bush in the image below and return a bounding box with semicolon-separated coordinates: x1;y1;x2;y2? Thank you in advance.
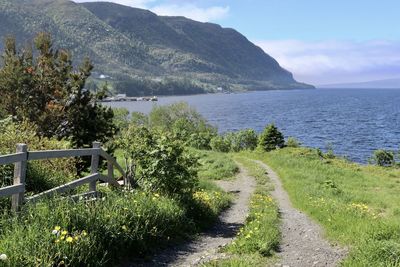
258;124;285;152
370;150;395;167
210;136;231;153
0;118;76;198
286;137;301;148
225;129;258;152
149;102;217;149
115;125;198;197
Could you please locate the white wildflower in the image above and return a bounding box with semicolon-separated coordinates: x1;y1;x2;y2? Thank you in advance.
0;254;8;261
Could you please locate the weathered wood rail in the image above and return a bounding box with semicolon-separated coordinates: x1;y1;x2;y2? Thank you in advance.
0;142;129;211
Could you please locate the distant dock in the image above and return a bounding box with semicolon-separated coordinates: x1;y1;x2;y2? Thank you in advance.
101;95;158;102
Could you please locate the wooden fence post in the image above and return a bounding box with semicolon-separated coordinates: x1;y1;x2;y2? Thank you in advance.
89;142;101;192
12;144;27;211
107;161;114;182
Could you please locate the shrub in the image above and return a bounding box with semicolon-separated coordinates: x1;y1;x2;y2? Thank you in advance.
286;137;301;148
0;118;76;197
370;150;395;167
258;124;285;152
149;102;217;149
210;136;231;153
225;129;258;152
115;125;199;197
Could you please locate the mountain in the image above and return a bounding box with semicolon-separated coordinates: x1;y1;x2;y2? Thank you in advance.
319;78;400;89
0;0;313;96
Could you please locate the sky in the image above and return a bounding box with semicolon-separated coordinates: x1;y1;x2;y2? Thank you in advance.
73;0;400;85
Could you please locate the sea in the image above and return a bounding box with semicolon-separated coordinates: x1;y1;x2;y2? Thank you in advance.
107;88;400;163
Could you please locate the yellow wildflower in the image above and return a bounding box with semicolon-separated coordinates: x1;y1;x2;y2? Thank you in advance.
66;236;73;243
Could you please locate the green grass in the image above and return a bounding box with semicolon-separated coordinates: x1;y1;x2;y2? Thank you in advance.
0;149;234;266
204;156;280;266
244;147;400;267
195;150;239;180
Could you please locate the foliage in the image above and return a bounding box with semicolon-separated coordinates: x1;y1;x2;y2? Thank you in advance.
258;124;285;152
286;137;301;148
0;118;76;197
225;129;258;152
130;112;148;126
115;125;198;197
210;136;231;153
370;150;395;167
112;108;130;131
0;33;116;151
149;102;217;149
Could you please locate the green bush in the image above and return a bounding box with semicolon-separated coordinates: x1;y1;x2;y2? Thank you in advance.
286;137;301;148
258;124;285;152
210;136;231;153
0;118;76;199
149;102;217;149
225;129;258;152
115;125;198;197
370;150;395;167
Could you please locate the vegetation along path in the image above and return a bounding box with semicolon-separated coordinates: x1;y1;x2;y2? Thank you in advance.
254;160;347;267
128;163;257;266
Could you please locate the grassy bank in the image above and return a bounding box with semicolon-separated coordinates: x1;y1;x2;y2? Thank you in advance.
205;157;280;266
0;150;234;266
246;147;400;266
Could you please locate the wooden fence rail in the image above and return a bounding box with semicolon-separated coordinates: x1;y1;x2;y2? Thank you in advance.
0;142;129;211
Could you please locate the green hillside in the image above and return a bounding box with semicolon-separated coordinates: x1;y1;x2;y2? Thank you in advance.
0;0;314;95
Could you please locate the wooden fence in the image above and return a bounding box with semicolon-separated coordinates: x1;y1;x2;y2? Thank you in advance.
0;142;129;211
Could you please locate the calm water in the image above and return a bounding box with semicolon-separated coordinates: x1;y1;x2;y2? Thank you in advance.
108;89;400;163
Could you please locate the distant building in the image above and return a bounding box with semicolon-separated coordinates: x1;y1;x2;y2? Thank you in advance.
116;94;127;99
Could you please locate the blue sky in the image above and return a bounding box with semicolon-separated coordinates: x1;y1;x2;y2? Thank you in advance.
74;0;400;85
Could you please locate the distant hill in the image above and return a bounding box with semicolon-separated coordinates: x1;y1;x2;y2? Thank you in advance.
319;78;400;89
0;0;313;96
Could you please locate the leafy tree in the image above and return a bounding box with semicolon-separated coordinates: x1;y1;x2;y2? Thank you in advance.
0;33;116;150
258;124;285;151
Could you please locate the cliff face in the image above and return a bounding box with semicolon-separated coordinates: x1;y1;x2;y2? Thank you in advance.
0;0;313;95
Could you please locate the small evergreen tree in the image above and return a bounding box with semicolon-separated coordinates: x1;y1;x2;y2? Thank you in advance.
258;124;285;151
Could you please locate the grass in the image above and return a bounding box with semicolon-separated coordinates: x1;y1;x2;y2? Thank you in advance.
0;149;235;266
195;150;239;181
204;156;280;266
244;147;400;266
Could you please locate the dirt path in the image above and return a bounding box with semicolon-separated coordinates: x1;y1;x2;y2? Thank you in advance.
124;164;256;267
254;160;347;267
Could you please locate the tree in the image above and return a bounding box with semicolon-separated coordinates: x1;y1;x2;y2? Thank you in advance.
370;150;395;167
0;33;116;151
258;124;285;151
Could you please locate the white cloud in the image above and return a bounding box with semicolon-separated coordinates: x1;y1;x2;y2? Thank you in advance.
74;0;229;22
255;40;400;85
73;0;154;8
151;4;229;22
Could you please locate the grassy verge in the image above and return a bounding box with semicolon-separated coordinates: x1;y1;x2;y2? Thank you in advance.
0;150;234;266
196;150;239;181
205;156;280;266
246;147;400;266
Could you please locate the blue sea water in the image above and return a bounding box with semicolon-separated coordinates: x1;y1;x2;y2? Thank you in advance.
108;89;400;163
